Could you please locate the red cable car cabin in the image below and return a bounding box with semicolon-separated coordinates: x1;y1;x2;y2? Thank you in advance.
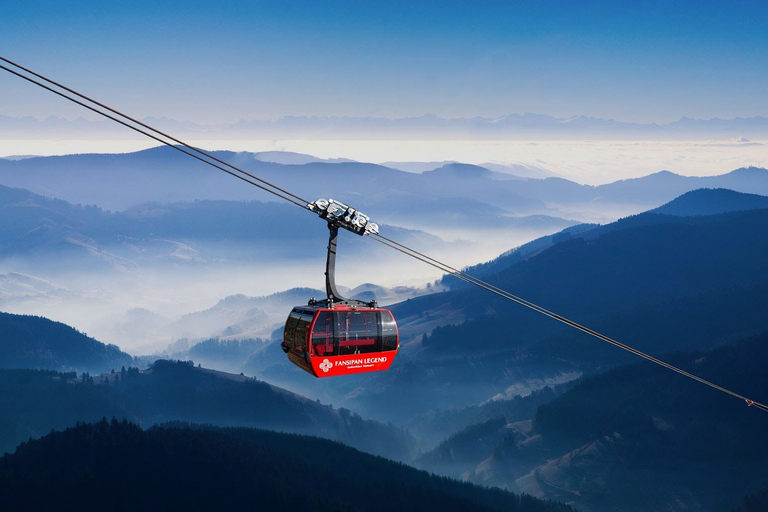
282;305;399;377
283;200;399;377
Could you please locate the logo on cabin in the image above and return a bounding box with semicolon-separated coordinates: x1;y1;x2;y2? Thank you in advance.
319;359;333;373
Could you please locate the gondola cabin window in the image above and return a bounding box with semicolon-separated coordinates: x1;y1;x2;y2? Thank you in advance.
284;308;313;352
380;310;398;352
336;310;378;355
311;311;336;357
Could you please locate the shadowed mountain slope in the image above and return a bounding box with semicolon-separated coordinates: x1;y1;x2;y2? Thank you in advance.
416;206;768;360
459;332;768;512
0;311;133;373
0;360;415;460
453;188;768;286
732;488;768;512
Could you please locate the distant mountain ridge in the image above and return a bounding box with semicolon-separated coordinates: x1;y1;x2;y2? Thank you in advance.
3;113;768;139
2;148;767;225
652;187;768;216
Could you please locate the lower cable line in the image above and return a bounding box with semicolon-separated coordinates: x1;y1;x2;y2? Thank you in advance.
3;55;767;414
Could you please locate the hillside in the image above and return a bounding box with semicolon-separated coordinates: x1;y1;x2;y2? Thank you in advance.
425;207;768;353
0;420;573;512
408;384;574;452
443;332;768;512
450;187;768;287
732;489;768;512
415;416;510;477
0;360;415;460
0;311;133;373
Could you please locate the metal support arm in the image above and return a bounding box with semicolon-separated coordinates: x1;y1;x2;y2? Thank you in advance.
310;221;377;309
325;223;345;304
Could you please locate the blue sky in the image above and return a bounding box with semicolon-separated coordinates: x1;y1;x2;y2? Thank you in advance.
3;0;768;124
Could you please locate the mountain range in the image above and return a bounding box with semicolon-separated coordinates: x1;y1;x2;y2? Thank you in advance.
4;149;768;296
3;148;768;233
3;113;768;139
5;182;768;423
2;185;768;510
0;147;765;211
18;152;768;351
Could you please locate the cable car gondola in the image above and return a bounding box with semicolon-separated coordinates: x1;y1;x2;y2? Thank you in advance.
281;199;399;377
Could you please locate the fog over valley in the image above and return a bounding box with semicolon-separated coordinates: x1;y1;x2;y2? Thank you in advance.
3;147;768;357
2;135;766;185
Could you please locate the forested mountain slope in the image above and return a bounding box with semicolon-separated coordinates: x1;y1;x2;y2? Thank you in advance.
0;360;415;460
0;311;133;373
453;332;768;512
0;419;573;512
652;187;768;216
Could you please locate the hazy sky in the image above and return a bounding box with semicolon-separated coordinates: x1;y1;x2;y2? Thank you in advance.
3;0;768;125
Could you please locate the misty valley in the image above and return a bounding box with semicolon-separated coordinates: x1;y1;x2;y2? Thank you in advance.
3;149;768;511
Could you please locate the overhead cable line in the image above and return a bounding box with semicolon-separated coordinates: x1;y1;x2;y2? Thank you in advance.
3;56;767;413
